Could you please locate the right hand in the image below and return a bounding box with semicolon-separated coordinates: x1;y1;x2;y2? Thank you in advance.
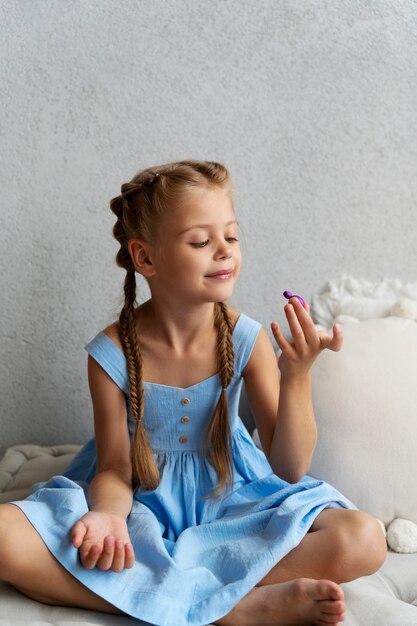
271;298;343;378
71;511;135;572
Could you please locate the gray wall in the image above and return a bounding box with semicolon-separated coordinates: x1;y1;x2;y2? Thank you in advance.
1;0;416;455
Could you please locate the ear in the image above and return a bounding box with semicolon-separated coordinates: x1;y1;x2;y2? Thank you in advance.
127;239;157;277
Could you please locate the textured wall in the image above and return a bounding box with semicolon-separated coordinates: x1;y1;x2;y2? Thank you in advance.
1;0;417;455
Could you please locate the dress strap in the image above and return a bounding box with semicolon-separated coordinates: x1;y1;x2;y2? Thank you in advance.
232;313;262;376
84;332;129;394
84;314;262;391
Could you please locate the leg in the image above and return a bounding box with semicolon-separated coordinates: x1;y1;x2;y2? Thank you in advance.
214;509;386;626
215;579;346;626
0;504;122;613
256;509;387;586
1;505;342;626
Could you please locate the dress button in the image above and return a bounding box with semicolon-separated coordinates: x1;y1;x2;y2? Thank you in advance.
181;397;190;406
179;436;188;444
181;416;190;424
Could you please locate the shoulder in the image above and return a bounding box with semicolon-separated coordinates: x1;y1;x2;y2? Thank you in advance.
101;301;153;350
243;325;277;377
230;308;263;340
225;308;264;373
225;306;262;331
85;323;131;396
102;321;123;351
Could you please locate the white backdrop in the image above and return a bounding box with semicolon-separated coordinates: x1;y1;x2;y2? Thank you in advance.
1;0;416;454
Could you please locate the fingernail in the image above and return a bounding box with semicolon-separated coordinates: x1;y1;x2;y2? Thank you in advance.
271;322;278;331
334;323;341;332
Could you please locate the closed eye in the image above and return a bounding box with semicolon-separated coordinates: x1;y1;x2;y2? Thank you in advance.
190;240;209;248
190;237;239;249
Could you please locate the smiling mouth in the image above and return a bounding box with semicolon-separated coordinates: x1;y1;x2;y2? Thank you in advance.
205;270;234;279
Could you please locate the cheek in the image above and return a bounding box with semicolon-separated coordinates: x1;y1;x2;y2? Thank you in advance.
181;248;208;273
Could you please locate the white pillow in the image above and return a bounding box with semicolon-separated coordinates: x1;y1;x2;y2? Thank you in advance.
309;317;417;526
310;276;417;327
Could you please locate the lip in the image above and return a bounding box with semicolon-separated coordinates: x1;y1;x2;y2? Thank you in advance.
205;269;234;278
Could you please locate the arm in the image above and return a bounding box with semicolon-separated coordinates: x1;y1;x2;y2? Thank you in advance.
243;298;342;483
87;352;133;516
70;354;135;571
244;327;314;482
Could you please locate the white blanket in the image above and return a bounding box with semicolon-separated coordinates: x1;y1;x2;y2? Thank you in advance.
310;275;417;327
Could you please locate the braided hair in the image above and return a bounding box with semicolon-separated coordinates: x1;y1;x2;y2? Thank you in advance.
110;160;235;497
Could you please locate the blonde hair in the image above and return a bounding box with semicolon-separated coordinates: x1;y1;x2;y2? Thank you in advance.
110;160;235;498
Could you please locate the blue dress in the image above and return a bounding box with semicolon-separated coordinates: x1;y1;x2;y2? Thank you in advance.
12;313;355;626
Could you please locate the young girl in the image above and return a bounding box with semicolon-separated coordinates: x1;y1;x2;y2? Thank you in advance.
0;160;386;626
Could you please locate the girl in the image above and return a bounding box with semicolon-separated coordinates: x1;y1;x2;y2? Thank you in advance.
0;160;386;626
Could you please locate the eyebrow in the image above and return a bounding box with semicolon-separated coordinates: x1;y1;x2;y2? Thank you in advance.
177;220;239;237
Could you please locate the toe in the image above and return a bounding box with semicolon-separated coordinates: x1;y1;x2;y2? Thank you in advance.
319;579;345;601
319;599;345;614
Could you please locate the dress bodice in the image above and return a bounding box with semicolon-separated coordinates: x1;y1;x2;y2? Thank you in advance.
84;313;262;452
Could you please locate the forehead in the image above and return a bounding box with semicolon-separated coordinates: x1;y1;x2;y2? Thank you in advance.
165;186;235;234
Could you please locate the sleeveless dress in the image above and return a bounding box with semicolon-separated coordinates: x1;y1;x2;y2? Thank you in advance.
12;313;355;626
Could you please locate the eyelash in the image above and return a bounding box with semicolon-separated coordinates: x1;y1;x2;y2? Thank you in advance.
190;237;239;248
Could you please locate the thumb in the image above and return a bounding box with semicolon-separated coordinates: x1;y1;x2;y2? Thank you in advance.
329;323;343;351
71;519;87;548
319;324;343;352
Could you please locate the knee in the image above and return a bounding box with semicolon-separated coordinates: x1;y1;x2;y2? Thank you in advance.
333;511;387;580
350;511;387;573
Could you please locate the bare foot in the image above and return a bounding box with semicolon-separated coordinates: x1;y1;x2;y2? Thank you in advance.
215;578;345;626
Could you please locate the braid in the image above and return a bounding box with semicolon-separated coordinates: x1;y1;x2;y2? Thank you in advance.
110;195;134;272
215;301;234;389
203;302;235;498
121;173;160;199
118;270;160;490
119;271;143;421
121;181;143;195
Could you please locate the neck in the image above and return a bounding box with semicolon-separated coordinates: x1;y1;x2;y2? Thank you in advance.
139;298;218;353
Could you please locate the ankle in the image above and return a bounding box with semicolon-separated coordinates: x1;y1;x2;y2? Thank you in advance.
214;587;265;626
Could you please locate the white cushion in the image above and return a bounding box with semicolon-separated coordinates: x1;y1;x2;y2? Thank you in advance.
309;317;417;526
310;276;417;327
0;444;81;503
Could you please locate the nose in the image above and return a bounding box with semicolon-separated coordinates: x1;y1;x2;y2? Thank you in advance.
214;240;233;259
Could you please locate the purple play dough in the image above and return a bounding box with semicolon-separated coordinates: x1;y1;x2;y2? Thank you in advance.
283;291;306;307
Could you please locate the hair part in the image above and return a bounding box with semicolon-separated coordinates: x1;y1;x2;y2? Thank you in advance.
110;160;235;498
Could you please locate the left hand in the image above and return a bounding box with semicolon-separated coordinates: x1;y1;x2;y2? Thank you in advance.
271;297;343;378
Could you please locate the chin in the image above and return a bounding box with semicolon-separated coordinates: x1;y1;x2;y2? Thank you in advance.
209;286;235;302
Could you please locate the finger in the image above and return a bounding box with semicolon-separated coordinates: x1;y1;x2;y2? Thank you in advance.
328;324;343;351
81;543;102;569
96;535;116;571
271;322;296;357
124;542;135;569
284;303;306;351
111;539;126;572
289;298;318;346
71;520;87;548
319;324;343;352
